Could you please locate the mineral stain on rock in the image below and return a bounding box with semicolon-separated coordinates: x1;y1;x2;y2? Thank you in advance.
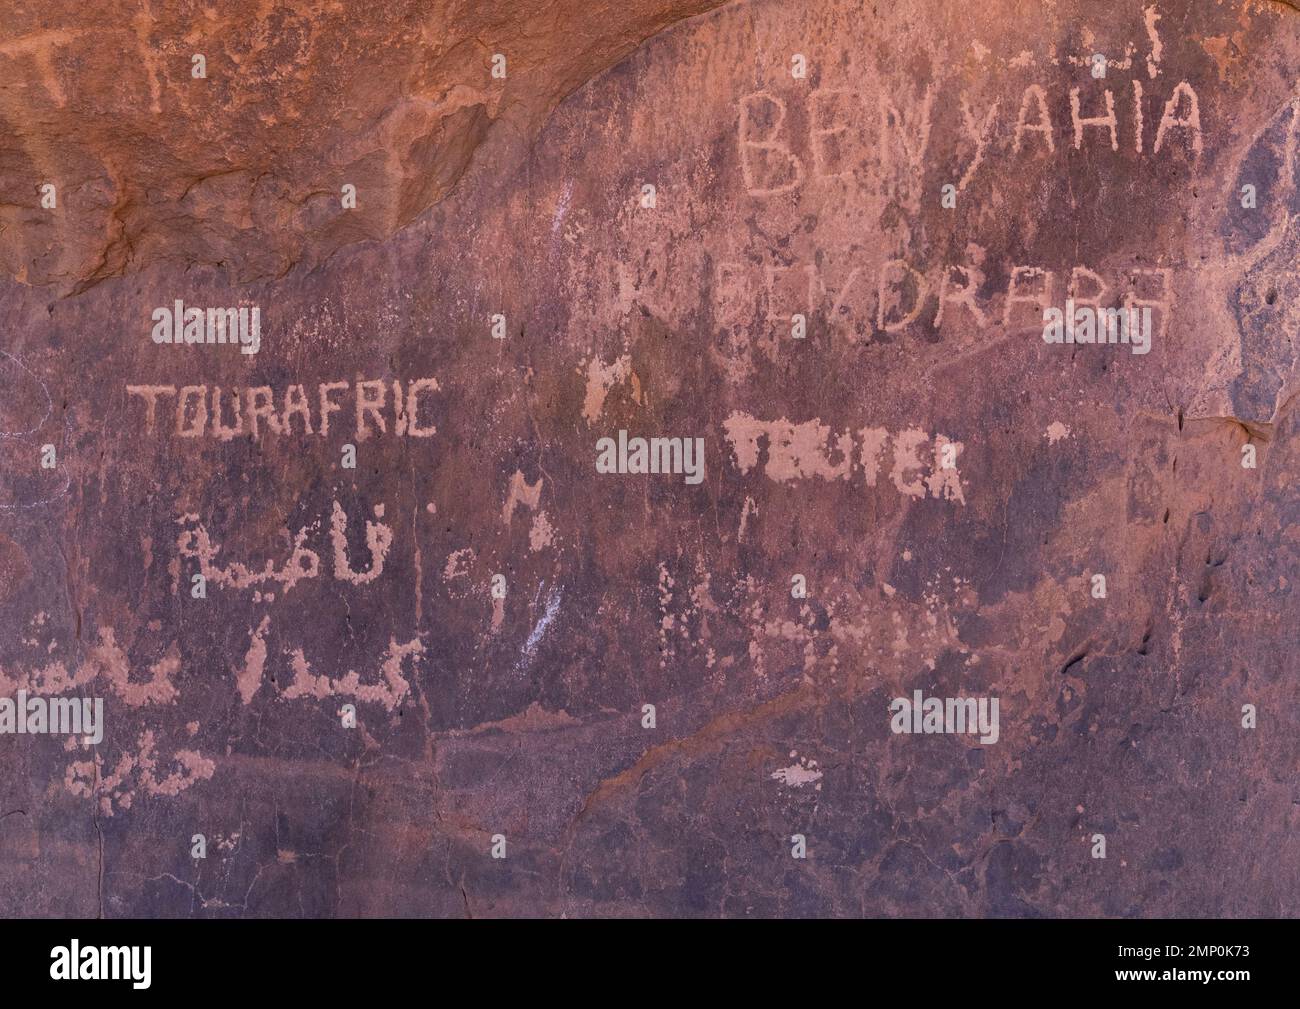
0;0;1297;918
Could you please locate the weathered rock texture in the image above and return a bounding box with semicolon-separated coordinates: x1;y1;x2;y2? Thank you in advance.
0;0;1297;917
0;0;723;292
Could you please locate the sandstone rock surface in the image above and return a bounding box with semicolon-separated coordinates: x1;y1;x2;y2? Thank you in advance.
0;0;1297;917
0;0;723;291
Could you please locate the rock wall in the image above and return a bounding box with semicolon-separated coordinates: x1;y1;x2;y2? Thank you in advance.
0;0;724;291
0;0;1297;917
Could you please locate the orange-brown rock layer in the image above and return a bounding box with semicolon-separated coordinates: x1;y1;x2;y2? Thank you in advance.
0;0;724;292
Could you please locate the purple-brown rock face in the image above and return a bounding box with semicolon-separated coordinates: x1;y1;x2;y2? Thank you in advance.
0;0;1297;917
